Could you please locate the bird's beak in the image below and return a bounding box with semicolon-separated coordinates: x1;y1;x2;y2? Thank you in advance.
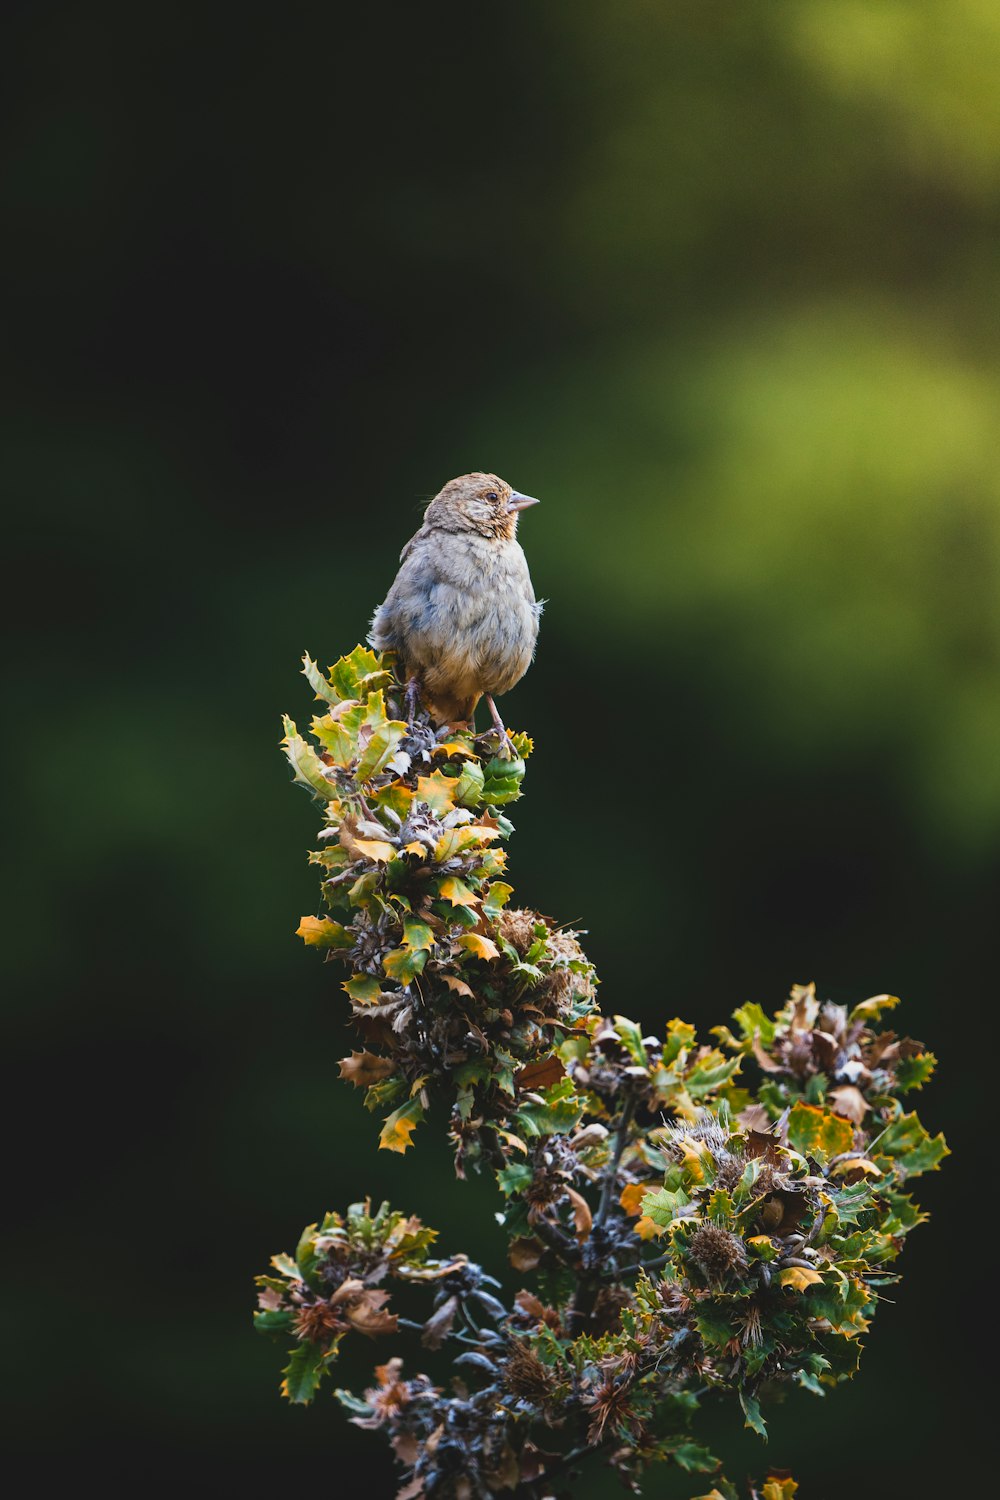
507;492;540;513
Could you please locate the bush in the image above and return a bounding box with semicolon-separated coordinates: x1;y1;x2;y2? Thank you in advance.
255;646;947;1497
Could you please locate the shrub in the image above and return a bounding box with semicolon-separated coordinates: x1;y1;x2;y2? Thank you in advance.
255;646;947;1497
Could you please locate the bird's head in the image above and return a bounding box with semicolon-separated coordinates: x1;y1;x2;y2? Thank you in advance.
424;473;539;540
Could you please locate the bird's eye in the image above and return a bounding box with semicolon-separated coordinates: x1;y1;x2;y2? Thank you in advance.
486;492;498;502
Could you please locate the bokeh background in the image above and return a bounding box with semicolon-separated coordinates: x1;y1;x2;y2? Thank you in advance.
5;1;996;1492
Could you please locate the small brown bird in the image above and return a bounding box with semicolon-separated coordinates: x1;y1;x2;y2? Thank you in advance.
368;472;542;750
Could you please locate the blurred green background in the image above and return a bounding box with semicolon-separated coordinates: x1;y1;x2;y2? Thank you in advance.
5;0;994;1491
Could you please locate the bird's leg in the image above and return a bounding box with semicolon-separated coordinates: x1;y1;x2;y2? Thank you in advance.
484;694;516;759
404;675;422;725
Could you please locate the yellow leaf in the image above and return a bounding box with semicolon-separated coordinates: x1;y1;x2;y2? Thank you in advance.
296;915;352;949
762;1478;799;1500
354;838;397;863
779;1266;824;1291
404;840;428;856
496;1129;528;1155
619;1183;648;1217
415;771;457;815
634;1215;663;1241
439;876;480;907
379;1098;424;1154
432;740;476;758
458;933;500;962
434;825;499;861
830;1157;882;1179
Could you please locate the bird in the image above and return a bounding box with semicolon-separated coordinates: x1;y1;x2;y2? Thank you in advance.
368;472;542;753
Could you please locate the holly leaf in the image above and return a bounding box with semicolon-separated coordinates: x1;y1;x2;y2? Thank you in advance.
613;1014;647;1066
356;690;408;781
671;1442;720;1474
739;1389;767;1439
481;756;525;805
786;1102;854;1162
338;1052;396;1088
515;1077;584;1137
415;771;457;815
482;881;514;916
514;1055;565;1092
282;716;338;799
342;975;383;1004
849;993;900;1023
458;933;500;962
379;1097;425;1154
452;759;485;807
383;945;428;983
497;1162;533;1196
779;1266;824;1292
302;652;340;704
878;1112;949;1178
280;1342;328;1404
328;645;392;702
297;915;354;949
438;876;480;908
895;1052;937;1092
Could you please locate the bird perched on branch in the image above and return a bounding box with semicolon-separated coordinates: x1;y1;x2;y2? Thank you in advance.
368;472;542;753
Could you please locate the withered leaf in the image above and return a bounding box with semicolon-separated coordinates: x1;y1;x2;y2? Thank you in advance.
828;1084;868;1125
344;1286;399;1337
338;1051;396;1088
508;1236;544;1271
514;1055;565;1092
564;1185;593;1242
421;1294;459;1350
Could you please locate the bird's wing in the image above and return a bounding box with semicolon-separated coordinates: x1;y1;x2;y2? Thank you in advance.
399;527;424;562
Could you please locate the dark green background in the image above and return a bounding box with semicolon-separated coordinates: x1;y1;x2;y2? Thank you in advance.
5;2;993;1492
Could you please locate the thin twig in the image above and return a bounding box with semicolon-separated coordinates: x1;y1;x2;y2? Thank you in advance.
592;1092;636;1237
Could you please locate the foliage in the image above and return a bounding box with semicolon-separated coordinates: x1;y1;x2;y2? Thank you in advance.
256;648;946;1497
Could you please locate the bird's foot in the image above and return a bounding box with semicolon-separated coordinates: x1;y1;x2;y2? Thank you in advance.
484;694;517;760
404;676;422;726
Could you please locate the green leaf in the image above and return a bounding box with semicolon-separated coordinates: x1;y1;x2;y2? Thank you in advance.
302;652;339;703
382;945;428;983
672;1442;720;1474
497;1162;533;1196
515;1077;584;1138
402;918;435;952
356;690;409;781
328;645;392;702
686;1052;742;1098
613;1014;647;1066
343;974;383;1004
280;1342;328;1404
894;1052;937;1091
310;711;357;766
253;1309;294;1335
878;1112;950;1177
641;1185;691;1226
452;759;486;807
482;880;514;916
334;1388;374;1418
739;1389;767;1439
481;756;525;805
730;1001;777;1044
282;716;338;799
